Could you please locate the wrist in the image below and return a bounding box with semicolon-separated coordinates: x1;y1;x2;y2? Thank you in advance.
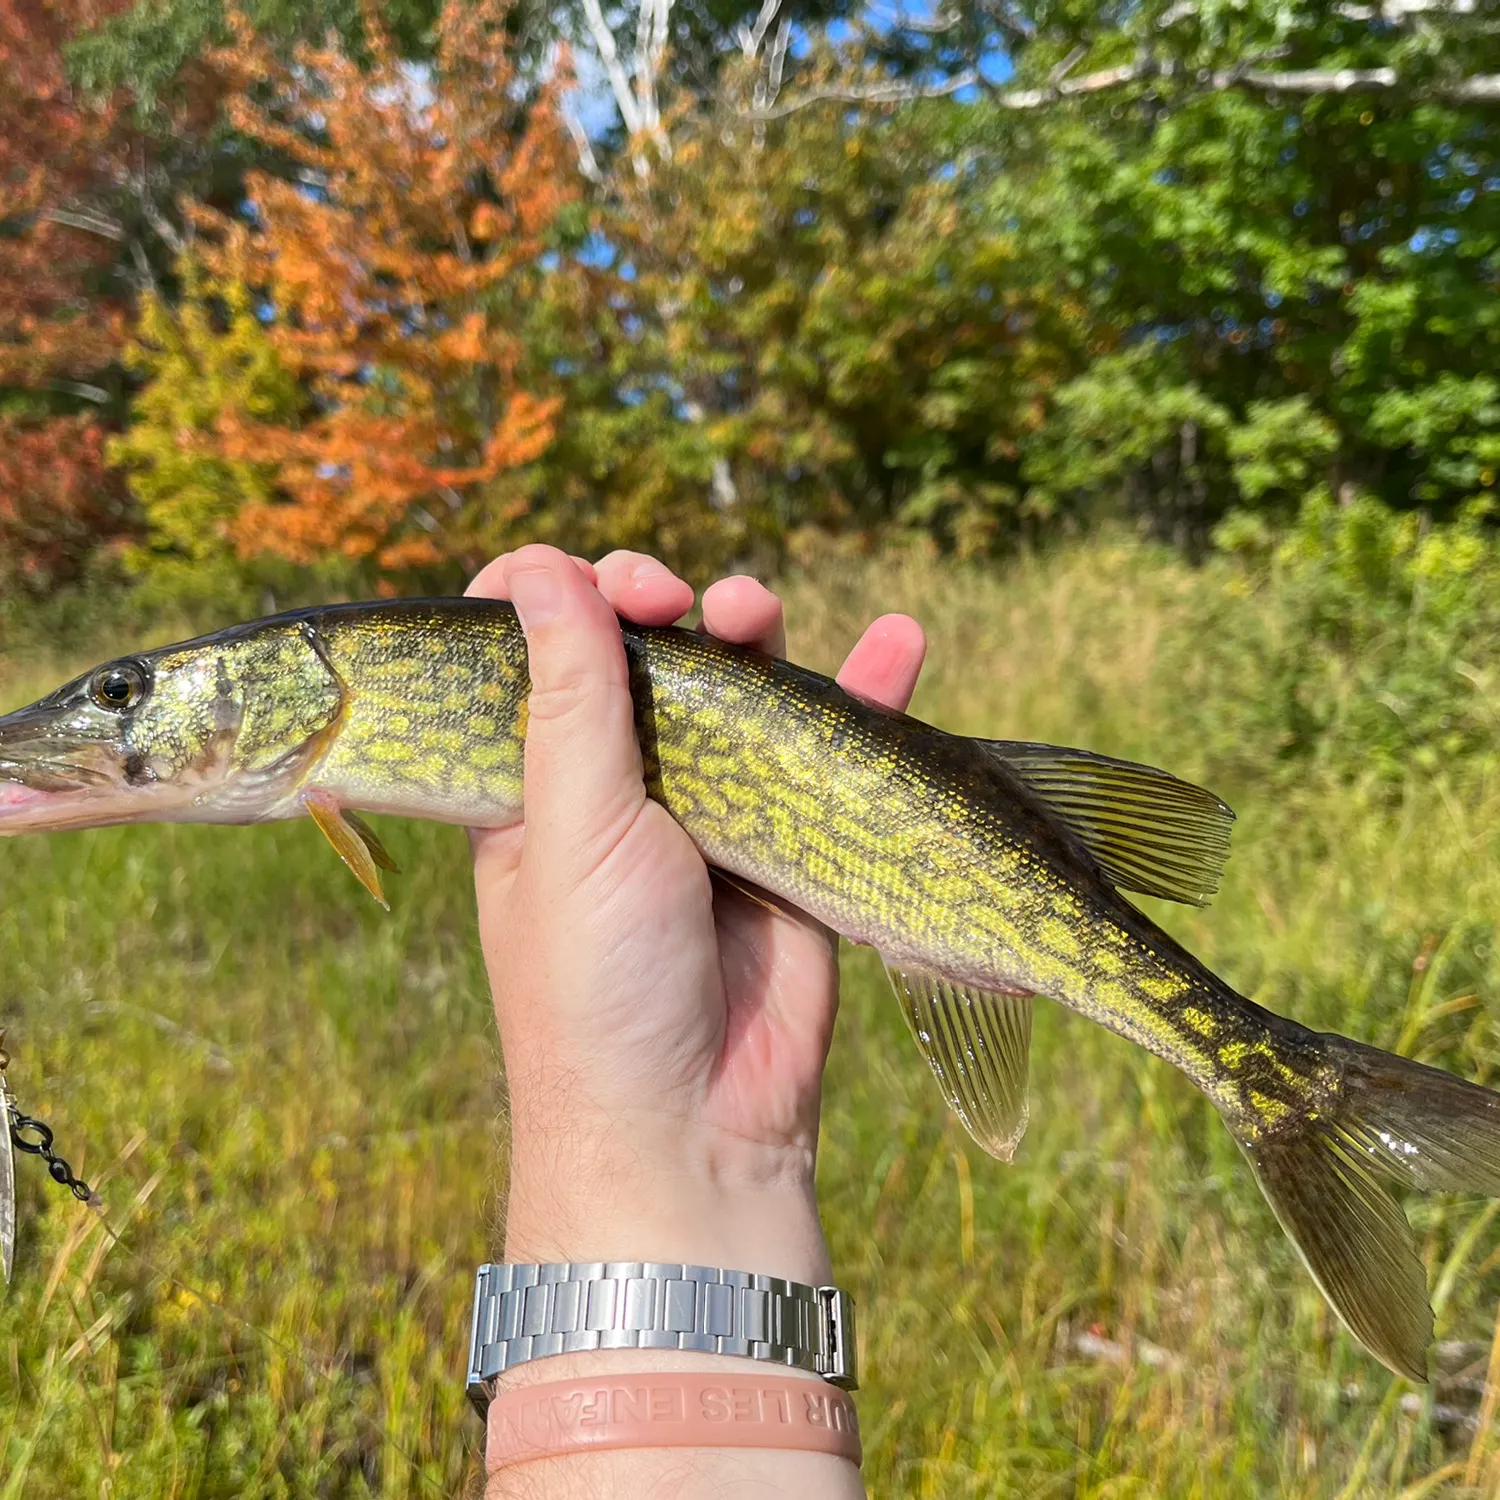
503;1163;832;1287
503;1096;832;1284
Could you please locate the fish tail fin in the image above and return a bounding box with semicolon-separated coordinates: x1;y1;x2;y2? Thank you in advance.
1231;1032;1500;1383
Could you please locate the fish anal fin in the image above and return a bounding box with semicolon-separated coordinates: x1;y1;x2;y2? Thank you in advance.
885;962;1033;1162
304;791;390;909
980;740;1235;907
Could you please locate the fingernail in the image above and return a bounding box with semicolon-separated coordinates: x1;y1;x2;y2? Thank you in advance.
631;558;671;582
506;566;562;629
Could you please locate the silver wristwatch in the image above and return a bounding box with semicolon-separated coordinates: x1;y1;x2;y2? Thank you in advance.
466;1261;859;1414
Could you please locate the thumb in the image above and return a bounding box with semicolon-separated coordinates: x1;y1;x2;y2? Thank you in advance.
502;544;647;882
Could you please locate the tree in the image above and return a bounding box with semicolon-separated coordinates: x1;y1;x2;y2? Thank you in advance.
517;67;1065;571
0;414;127;591
187;0;575;578
108;258;305;606
0;0;139;589
0;0;132;391
740;0;1500;546
984;5;1500;543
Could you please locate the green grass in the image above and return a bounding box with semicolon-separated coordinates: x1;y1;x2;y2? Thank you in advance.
5;538;1500;1497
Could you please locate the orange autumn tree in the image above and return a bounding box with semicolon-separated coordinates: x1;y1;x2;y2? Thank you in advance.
200;1;573;576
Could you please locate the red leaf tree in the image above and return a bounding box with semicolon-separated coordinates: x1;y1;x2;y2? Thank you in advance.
0;0;136;590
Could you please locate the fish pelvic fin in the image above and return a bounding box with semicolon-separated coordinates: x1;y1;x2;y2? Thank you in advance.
885;962;1034;1162
304;791;392;908
1235;1032;1500;1384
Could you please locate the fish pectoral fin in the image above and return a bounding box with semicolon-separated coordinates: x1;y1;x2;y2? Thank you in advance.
709;867;787;919
884;963;1033;1162
342;811;400;873
303;791;391;909
978;740;1235;907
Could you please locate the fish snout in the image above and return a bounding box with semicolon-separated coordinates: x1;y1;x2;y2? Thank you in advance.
0;698;131;830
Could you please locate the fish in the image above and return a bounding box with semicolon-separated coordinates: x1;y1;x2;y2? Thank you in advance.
3;596;1499;1381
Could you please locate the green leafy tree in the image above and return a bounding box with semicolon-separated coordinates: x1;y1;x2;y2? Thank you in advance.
519;71;1065;572
936;0;1500;542
109;260;305;607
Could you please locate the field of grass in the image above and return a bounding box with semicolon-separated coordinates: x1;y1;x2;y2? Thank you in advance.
5;538;1500;1497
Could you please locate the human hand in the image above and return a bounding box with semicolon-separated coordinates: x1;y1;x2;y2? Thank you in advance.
467;545;926;1283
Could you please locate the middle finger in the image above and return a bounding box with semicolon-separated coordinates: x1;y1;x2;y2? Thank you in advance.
700;575;787;657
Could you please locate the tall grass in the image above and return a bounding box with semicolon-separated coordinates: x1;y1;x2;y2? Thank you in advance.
4;537;1500;1497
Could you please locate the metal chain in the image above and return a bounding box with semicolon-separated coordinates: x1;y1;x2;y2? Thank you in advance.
0;1030;93;1203
9;1112;94;1201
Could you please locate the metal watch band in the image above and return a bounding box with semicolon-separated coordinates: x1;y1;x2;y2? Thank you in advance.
466;1261;859;1414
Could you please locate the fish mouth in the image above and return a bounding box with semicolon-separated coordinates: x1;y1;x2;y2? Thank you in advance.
0;703;124;832
0;777;103;832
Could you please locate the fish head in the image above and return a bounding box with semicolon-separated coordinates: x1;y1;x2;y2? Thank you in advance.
0;620;345;833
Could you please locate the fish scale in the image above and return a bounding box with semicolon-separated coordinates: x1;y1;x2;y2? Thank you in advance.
4;595;1500;1384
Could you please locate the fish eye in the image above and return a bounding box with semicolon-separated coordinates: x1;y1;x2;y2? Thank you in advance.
89;661;149;712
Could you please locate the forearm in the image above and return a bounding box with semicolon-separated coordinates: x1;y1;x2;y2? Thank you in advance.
466;548;902;1500
482;1158;868;1500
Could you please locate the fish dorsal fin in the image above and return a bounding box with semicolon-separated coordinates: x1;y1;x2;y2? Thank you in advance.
885;963;1034;1162
980;740;1234;907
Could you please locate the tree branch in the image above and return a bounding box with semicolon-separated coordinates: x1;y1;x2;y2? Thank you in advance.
1049;43;1090;85
992;58;1152;108
755;66;978;119
1159;0;1480;25
44;379;109;405
750;8;792;120
545;40;604;183
1338;0;1477;19
866;3;964;33
39;207;124;241
1450;73;1500;99
738;0;784;60
1226;63;1500;99
578;0;643;136
759;49;1500;119
561;99;604;182
1229;64;1398;93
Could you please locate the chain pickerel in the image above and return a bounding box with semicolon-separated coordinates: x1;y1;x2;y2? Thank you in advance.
3;598;1499;1379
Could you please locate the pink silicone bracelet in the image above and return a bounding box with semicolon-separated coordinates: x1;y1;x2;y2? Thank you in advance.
485;1371;863;1471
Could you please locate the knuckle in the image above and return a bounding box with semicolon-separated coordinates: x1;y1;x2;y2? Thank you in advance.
524;667;633;730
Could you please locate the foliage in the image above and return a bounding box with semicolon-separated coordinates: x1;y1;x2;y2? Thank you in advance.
108;259;310;609
517;74;1065;576
1254;494;1500;779
5;0;1500;692
67;0;446;111
0;0;140;587
0;414;133;594
1021;347;1231;549
185;1;574;581
962;0;1500;546
0;0;131;391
